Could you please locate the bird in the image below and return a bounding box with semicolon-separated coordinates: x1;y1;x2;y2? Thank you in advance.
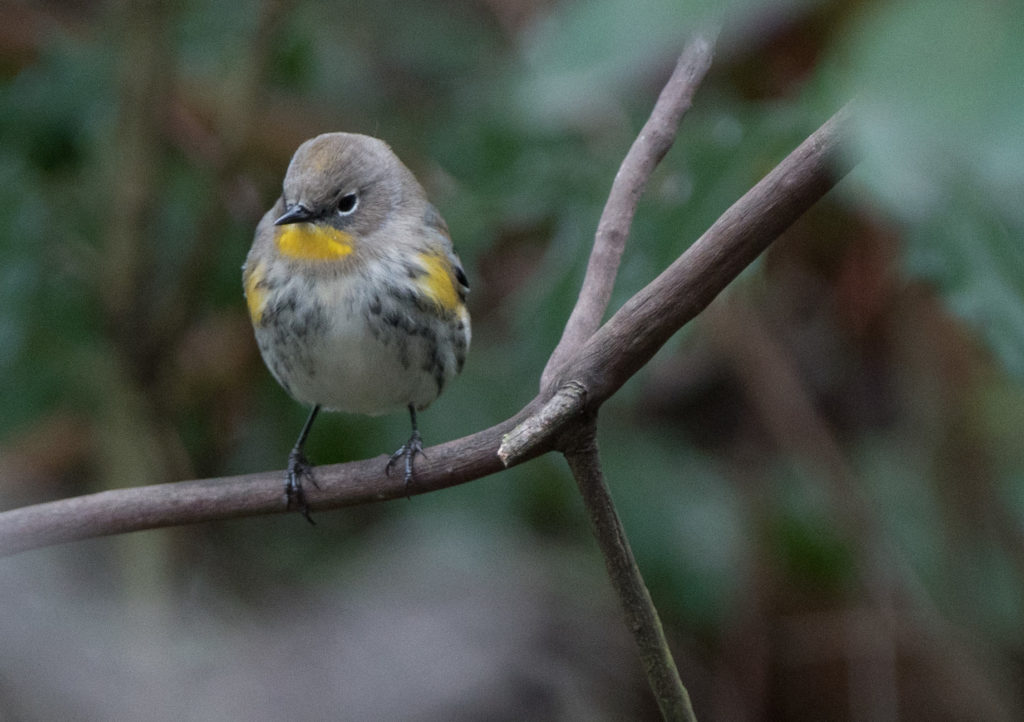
243;132;470;521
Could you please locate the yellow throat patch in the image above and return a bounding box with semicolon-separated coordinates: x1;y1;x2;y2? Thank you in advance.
275;223;354;261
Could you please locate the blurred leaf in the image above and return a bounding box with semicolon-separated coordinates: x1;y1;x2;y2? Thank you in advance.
517;0;818;131
0;40;113;437
602;420;748;629
831;0;1024;377
770;475;856;597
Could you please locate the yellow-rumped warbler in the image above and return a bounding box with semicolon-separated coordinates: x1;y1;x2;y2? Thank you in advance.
243;132;470;521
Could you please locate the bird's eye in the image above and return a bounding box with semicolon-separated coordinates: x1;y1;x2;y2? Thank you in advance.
337;193;358;216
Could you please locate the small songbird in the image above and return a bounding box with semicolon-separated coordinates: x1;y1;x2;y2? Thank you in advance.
243;133;470;521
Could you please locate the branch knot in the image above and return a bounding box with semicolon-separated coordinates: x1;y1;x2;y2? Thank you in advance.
497;381;588;467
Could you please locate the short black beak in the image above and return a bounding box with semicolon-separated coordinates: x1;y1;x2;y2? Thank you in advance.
274;204;314;226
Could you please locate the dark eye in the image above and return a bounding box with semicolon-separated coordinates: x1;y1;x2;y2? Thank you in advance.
337;192;358;216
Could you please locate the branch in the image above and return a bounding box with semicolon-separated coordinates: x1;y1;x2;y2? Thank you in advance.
0;105;856;558
559;103;855;405
563;421;697;722
504;103;855;463
542;32;716;391
0;407;538;557
498;381;586;466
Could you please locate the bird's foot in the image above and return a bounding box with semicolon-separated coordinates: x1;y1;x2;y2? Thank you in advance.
385;429;425;495
285;447;319;524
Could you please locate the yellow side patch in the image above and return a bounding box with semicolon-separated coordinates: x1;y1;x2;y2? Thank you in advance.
275;224;354;261
416;253;460;312
244;261;267;325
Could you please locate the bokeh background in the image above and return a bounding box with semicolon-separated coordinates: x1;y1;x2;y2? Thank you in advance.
2;0;1023;719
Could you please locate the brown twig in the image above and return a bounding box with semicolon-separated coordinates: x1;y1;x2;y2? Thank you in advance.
498;381;587;466
0;407;537;556
557;104;854;404
563;420;697;722
505;103;855;464
542;33;716;391
0;109;856;555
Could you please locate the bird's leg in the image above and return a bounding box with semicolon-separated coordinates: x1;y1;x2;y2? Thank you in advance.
386;404;425;493
285;404;321;524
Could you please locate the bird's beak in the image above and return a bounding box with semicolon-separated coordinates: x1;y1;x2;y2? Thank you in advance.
274;204;315;226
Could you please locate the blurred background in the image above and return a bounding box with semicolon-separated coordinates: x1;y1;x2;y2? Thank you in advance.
2;0;1023;719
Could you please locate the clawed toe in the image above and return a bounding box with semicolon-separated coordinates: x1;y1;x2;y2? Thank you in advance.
285;449;317;524
385;430;425;492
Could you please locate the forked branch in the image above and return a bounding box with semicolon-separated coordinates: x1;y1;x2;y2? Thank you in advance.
542;32;716;390
0;68;857;565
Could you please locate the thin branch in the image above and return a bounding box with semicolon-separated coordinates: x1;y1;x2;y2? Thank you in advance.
541;33;716;391
563;421;697;722
0;105;856;558
0;409;538;557
554;103;856;406
498;381;586;466
502;104;856;463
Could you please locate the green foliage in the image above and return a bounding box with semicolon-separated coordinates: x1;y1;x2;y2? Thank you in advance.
0;42;112;434
2;0;1024;715
829;0;1024;377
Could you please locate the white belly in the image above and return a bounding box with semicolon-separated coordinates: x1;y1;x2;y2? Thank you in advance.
253;271;461;415
284;310;440;414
